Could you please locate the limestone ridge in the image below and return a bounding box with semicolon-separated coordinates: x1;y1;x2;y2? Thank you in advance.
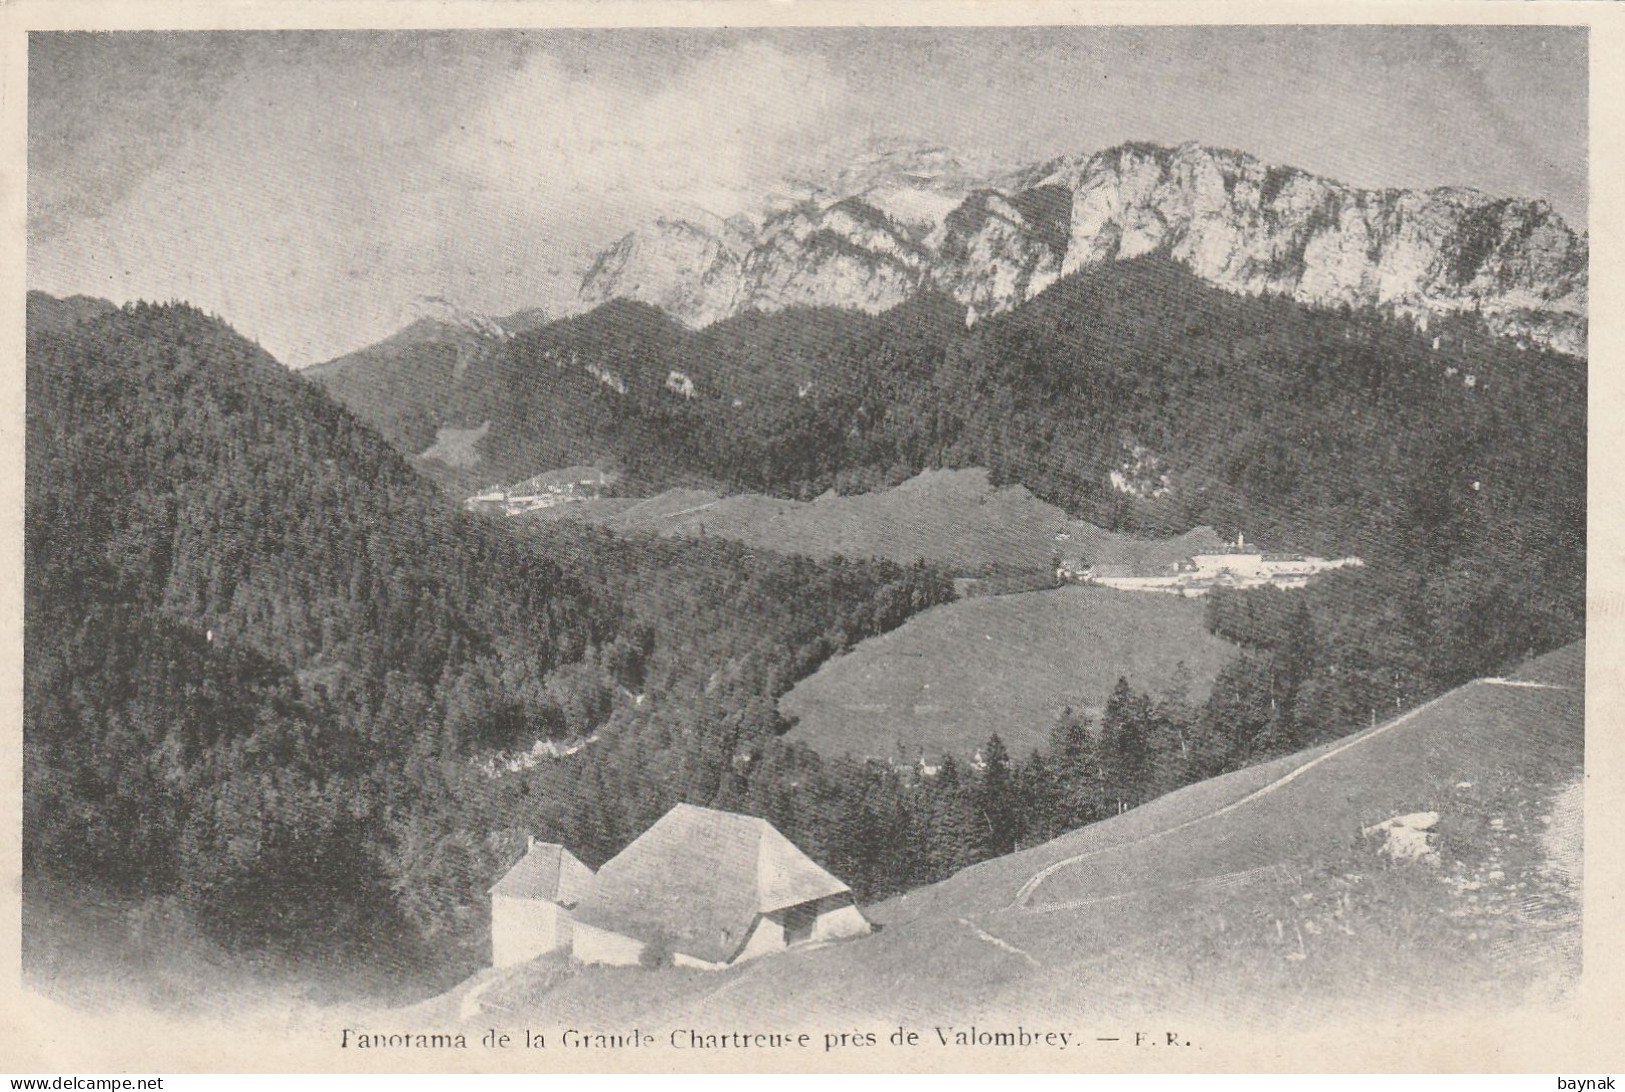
578;211;755;331
579;141;1587;356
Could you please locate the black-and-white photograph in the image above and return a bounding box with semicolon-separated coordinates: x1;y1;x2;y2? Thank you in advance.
11;13;1597;1072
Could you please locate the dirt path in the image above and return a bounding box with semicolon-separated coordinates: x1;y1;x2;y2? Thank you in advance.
612;496;721;525
955;918;1038;965
1010;684;1468;908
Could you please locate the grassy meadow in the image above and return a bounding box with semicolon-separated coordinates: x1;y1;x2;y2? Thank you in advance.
780;585;1238;760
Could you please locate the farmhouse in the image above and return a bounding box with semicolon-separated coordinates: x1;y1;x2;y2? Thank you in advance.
489;838;595;968
570;803;870;971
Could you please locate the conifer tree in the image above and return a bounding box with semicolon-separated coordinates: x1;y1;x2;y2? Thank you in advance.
1102;677;1154;813
1046;706;1102;834
925;756;988;875
978;733;1020;855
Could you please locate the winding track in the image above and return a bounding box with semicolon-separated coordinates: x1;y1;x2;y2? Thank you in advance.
1007;682;1484;910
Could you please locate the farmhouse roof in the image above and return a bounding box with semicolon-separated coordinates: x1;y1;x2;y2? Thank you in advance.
489;840;590;903
572;803;851;965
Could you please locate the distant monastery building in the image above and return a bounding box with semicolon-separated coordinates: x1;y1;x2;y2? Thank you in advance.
1057;533;1362;596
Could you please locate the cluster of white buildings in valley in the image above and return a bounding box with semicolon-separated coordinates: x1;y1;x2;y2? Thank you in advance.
465;467;612;517
1057;534;1363;596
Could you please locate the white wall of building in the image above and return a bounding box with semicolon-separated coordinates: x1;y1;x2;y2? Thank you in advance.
491;896;569;968
812;900;871;942
1191;552;1267;577
736;915;787;964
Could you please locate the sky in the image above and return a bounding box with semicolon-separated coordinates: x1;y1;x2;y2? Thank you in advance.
28;26;1587;367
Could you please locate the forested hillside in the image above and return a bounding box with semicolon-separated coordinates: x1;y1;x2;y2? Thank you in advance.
23;301;955;986
25;302;603;959
454;259;1583;906
305;308;551;454
380;262;1579;577
455;300;715;491
359;259;1582;680
426;257;1580;910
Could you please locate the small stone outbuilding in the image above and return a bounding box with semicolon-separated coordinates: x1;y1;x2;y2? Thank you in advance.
488;838;595;968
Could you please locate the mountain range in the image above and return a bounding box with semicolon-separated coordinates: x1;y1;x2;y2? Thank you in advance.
578;141;1587;355
300;139;1588;504
307;254;1585;597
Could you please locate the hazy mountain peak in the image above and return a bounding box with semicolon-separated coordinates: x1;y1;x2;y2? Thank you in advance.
405;295;551;341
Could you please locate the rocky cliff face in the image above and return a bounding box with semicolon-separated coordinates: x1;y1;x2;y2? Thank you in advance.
1045;143;1586;354
580;141;1586;355
578;213;751;328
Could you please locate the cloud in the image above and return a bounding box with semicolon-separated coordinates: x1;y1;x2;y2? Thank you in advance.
30;55;446;364
27;37;855;365
26;29;1581;367
447;40;853;220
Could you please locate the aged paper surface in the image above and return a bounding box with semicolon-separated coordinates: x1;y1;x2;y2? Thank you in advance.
1;0;1621;1074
